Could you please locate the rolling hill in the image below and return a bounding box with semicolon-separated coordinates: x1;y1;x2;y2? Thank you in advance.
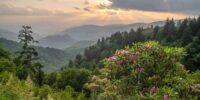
39;34;75;49
39;21;165;49
0;38;74;72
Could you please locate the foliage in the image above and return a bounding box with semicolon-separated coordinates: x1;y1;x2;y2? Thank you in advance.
44;68;91;91
85;41;200;99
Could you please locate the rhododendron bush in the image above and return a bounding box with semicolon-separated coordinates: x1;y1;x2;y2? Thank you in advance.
85;41;200;99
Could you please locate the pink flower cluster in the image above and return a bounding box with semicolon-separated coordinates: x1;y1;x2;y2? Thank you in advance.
129;54;136;60
164;95;169;100
136;67;145;73
107;56;117;61
117;60;123;65
107;49;137;65
115;50;131;55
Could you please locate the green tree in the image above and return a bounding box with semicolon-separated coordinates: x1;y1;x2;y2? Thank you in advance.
0;48;14;73
16;25;44;85
152;26;159;39
181;26;193;46
177;19;188;39
57;68;90;91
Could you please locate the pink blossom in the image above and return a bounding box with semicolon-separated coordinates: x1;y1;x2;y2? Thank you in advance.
117;60;123;65
121;50;131;55
110;56;117;60
136;67;144;73
129;54;136;60
163;95;169;100
150;86;157;94
108;56;117;61
115;50;131;55
115;50;121;55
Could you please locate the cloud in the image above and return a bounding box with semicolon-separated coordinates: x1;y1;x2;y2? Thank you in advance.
83;7;93;13
0;4;75;16
109;0;200;15
96;4;109;9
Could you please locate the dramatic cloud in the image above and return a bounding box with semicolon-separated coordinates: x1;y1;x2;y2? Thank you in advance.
96;4;109;9
0;4;75;16
109;0;200;15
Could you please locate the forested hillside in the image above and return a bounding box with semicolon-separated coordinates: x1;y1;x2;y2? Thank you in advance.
0;38;74;71
70;17;200;71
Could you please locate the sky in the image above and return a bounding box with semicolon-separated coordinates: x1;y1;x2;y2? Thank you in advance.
0;0;199;36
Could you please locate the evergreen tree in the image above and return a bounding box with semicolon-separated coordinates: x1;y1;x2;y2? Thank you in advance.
68;60;74;68
181;26;193;46
16;25;44;84
152;26;159;39
185;37;200;71
177;19;188;39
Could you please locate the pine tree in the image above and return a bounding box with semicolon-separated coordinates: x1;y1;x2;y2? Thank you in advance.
17;25;43;82
152;26;159;39
177;19;188;39
181;26;193;46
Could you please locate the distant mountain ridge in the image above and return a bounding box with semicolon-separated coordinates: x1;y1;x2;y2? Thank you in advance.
39;34;75;49
0;28;41;41
39;21;166;49
60;21;165;41
0;28;18;41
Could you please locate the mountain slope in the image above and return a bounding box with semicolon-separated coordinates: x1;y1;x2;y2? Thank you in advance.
38;21;166;49
39;34;75;49
0;38;71;71
61;21;165;41
64;40;95;58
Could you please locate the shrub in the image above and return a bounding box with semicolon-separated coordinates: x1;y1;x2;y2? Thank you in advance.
85;41;199;99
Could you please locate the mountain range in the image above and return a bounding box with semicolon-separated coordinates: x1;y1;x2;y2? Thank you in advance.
38;21;166;49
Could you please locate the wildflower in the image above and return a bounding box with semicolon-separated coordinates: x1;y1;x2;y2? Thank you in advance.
121;50;131;55
163;95;169;100
117;60;123;65
129;54;136;60
115;50;121;55
108;56;117;61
